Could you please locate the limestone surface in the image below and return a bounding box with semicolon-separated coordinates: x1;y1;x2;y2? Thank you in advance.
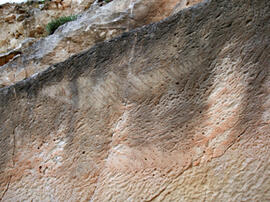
0;0;269;201
0;0;198;87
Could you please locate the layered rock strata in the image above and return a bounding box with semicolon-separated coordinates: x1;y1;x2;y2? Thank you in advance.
0;0;269;201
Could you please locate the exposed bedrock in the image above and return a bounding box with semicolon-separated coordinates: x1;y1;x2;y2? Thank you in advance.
0;0;269;201
0;0;200;87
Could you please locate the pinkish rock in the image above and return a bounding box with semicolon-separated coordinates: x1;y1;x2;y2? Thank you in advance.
0;0;269;201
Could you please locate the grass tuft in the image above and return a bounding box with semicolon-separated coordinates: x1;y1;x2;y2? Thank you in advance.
46;15;77;35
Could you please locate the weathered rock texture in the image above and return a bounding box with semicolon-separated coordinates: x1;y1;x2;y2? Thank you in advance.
0;0;84;54
0;0;270;201
0;0;196;55
0;0;200;87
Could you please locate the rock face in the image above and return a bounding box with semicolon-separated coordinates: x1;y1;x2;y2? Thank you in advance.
0;0;81;54
0;0;199;87
0;0;269;201
0;50;21;67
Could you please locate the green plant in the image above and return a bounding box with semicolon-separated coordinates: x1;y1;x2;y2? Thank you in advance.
40;0;47;3
46;15;77;35
26;0;49;5
98;0;113;4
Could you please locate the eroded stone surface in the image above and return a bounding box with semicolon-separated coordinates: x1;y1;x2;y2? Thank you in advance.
0;0;201;87
0;0;269;201
0;50;21;67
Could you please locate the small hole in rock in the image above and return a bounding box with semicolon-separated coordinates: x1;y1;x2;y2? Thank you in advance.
145;158;147;160
82;151;85;154
176;82;179;85
246;19;252;24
